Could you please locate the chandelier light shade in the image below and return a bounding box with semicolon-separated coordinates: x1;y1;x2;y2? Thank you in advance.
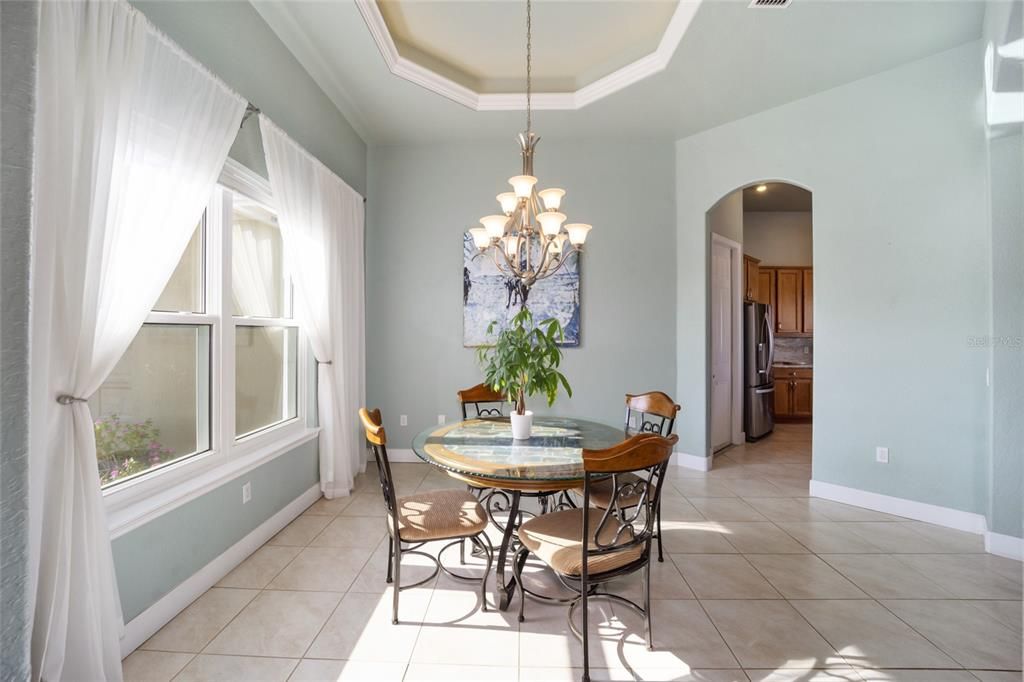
565;223;593;246
469;227;491;249
537;211;566;236
509;174;538;198
538;188;565;210
480;214;509;239
466;0;593;290
497;192;518;214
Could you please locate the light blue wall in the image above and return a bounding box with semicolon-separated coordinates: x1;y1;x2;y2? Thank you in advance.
112;440;318;621
987;131;1023;538
366;139;676;447
1;2;38;677
675;42;992;516
132;0;367;192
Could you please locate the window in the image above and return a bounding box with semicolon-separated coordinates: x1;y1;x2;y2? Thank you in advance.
230;194;299;439
91;220;212;487
93;166;308;492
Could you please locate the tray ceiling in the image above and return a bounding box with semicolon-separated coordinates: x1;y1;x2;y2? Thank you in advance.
252;1;985;143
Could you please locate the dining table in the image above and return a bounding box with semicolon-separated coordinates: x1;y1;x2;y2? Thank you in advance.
411;415;625;610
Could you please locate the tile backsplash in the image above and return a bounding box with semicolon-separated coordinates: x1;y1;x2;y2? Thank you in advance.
775;337;813;364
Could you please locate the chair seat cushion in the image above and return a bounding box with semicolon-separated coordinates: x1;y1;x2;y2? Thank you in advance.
392;489;488;542
518;508;645;577
575;473;649;509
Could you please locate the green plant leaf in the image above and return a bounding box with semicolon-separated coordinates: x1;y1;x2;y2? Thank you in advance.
473;305;572;413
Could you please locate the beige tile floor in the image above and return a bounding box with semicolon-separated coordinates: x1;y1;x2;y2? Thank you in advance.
124;424;1023;681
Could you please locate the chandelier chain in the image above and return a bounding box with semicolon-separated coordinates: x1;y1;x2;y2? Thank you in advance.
526;0;532;134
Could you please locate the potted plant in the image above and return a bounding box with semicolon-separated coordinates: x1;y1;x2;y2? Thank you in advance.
477;307;573;439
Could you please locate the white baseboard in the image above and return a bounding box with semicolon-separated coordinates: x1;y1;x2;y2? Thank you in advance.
809;479;988;534
674;451;712;472
985;531;1024;560
120;483;322;658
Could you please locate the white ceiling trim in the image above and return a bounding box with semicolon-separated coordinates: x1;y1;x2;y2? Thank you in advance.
355;0;702;111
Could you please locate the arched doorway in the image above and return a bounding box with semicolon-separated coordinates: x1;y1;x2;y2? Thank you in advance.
705;181;813;462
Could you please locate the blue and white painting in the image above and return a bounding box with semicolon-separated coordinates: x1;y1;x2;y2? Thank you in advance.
463;233;580;347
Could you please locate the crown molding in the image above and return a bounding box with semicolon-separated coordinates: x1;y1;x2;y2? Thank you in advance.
355;0;702;112
251;1;372;142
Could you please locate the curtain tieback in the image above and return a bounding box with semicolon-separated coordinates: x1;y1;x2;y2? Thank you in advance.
317;360;333;365
56;394;87;405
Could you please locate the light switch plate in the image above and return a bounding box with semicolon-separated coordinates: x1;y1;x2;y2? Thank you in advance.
242;481;252;504
876;447;889;464
437;414;446;425
400;414;408;426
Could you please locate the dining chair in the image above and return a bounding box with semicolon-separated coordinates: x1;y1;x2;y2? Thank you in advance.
358;407;493;624
512;432;678;682
457;382;506;419
576;392;681;562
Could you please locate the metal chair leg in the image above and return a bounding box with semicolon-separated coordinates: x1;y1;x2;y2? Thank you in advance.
581;576;590;682
643;559;653;650
656;503;665;562
386;537;394;583
392;535;401;624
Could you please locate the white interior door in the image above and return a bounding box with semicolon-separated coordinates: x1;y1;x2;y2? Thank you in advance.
710;240;733;451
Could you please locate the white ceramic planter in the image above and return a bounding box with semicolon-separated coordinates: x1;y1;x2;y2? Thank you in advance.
510;410;533;440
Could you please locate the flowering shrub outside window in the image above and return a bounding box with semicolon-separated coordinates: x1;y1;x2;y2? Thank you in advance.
94;415;174;486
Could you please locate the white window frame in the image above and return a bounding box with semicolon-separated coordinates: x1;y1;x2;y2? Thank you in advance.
104;160;318;538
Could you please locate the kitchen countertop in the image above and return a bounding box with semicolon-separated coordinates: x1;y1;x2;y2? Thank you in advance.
774;362;813;368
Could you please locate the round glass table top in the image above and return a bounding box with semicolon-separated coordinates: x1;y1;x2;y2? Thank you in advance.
411;417;626;483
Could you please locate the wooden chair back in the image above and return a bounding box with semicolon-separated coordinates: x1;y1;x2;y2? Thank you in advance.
457;383;506;419
581;433;677;565
624;391;681;436
358;407;399;525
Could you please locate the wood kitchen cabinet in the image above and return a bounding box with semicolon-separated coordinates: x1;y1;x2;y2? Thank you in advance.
802;269;813;333
743;255;760;302
792;378;813;416
775;268;803;334
774;366;813;420
758;266;813;336
756;269;774;308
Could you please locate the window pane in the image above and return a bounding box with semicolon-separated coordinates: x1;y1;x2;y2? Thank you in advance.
90;325;211;487
154;219;205;313
232;197;287;318
235;325;298;437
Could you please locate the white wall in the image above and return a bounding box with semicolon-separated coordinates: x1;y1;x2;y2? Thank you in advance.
743;212;813;266
707;190;743;243
675;41;991;517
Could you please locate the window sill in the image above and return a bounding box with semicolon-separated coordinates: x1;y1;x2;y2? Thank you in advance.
106;426;320;539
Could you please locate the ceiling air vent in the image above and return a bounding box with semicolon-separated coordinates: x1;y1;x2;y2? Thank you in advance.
749;0;791;7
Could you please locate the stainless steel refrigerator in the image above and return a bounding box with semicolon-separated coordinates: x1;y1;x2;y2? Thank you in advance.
744;302;775;440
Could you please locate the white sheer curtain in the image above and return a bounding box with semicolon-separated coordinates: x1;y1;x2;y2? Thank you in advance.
259;115;366;498
28;3;245;680
231;220;279;317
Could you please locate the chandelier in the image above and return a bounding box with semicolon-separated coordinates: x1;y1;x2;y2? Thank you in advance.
466;0;592;290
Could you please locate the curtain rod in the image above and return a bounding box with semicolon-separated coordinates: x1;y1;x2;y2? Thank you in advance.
240;101;367;204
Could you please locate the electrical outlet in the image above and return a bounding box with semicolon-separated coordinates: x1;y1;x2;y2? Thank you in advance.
400;414;408;426
876;447;889;464
437;414;446;425
242;481;252;504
